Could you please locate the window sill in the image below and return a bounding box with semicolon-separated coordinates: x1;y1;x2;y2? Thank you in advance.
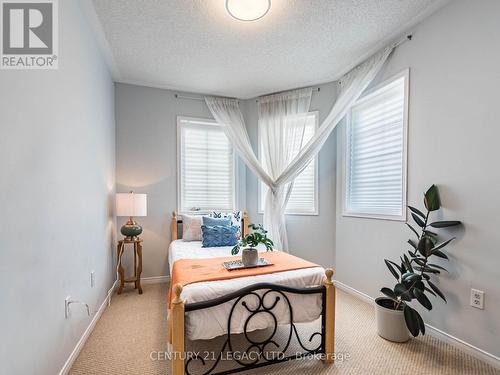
341;211;406;222
257;211;319;217
178;209;238;216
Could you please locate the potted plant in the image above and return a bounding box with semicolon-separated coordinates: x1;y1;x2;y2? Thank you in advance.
376;185;461;342
232;223;274;266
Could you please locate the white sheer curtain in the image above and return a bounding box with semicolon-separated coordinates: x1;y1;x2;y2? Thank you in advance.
203;97;275;188
205;45;395;250
259;88;313;251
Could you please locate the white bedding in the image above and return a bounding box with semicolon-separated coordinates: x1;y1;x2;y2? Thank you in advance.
168;240;325;340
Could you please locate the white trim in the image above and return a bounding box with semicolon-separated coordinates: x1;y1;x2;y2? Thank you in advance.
58;280;118;375
342;68;409;222
58;275;168;374
424;324;500;369
58;274;170;375
176;116;238;215
334;279;500;370
141;275;170;285
334;280;374;305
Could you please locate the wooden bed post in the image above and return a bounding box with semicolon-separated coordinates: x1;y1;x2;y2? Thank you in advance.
172;283;185;375
323;268;336;363
242;211;249;237
171;211;178;241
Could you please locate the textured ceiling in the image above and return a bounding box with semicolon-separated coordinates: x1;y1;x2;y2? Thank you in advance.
91;0;448;98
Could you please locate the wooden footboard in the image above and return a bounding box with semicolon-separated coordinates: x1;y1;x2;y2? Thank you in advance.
171;268;336;375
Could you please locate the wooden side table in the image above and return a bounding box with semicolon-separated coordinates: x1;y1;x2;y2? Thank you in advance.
117;238;143;294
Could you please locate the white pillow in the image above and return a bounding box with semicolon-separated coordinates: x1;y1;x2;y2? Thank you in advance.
182;214;202;241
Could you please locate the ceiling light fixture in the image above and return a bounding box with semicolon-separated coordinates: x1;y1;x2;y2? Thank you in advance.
226;0;271;22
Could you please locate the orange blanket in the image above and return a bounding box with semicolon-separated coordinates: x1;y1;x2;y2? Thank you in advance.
168;251;320;308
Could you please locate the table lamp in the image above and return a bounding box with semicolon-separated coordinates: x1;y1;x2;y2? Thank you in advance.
116;191;147;240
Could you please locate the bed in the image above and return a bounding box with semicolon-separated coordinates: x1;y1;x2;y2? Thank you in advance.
168;212;336;375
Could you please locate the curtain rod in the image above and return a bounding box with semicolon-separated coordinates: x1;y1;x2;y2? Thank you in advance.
174;34;412;103
397;34;412;46
336;34;412;85
174;93;207;101
174;88;321;102
255;87;320;103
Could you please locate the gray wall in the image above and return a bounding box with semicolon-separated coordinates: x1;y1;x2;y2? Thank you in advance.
335;0;500;358
115;84;246;278
242;82;338;267
114;0;499;359
0;1;116;374
115;82;336;276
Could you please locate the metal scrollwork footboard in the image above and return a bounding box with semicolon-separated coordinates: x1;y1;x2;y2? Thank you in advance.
170;269;336;375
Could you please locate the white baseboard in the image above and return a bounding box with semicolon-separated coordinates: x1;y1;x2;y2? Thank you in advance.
58;275;169;374
141;275;170;285
58;280;118;375
335;280;374;305
424;324;500;369
334;279;500;369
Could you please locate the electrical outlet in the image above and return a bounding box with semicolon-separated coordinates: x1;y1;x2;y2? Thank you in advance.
65;296;71;318
470;288;484;309
90;271;95;288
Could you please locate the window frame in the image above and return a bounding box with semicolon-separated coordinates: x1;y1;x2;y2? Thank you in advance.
176;115;238;215
342;68;409;221
258;111;319;216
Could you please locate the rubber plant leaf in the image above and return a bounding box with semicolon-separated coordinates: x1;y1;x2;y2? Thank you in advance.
404;305;420;337
408;205;426;219
429;221;461;228
380;287;397;300
424;185;441;211
427;280;447;303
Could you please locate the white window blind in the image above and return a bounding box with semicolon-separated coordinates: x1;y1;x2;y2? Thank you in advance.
178;117;235;213
259;112;318;215
344;72;408;220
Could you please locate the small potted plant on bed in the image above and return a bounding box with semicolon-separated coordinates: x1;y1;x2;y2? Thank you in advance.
377;185;461;342
232;223;274;266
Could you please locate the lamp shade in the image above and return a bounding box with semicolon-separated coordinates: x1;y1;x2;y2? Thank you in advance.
116;193;147;217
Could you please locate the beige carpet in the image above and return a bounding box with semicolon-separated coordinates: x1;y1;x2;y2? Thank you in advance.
70;283;499;375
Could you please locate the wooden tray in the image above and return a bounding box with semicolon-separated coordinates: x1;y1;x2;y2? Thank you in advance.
223;258;273;270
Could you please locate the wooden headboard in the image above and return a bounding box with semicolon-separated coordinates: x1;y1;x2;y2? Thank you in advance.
171;211;249;241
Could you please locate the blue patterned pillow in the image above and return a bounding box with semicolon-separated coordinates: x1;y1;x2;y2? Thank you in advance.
201;225;239;248
202;216;231;227
209;211;242;230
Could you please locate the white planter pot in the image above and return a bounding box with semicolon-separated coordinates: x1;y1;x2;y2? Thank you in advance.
241;248;258;267
375;297;410;343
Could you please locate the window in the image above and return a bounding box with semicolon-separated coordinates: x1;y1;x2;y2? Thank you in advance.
177;116;236;213
259;112;319;215
343;70;408;220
